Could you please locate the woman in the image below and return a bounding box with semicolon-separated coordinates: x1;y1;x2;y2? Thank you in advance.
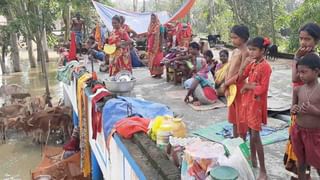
147;13;164;78
184;45;217;106
108;15;133;76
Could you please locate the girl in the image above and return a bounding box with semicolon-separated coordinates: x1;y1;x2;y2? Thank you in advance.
215;49;230;97
147;14;164;78
224;25;249;139
238;37;272;180
284;22;320;180
108;15;133;76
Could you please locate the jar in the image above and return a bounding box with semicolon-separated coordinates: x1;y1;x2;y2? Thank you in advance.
156;124;172;149
171;118;187;138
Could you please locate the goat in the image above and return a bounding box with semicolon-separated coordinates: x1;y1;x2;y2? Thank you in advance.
266;44;278;61
0;104;31;142
21;108;72;144
207;34;221;48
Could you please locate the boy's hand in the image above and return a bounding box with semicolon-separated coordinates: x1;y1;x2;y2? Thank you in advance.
291;104;301;115
300;102;318;115
295;47;313;58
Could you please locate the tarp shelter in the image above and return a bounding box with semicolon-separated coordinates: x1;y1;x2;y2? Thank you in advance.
92;0;196;34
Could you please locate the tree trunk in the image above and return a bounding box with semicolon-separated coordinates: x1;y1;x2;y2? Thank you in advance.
42;28;49;62
268;0;276;44
26;36;36;68
133;0;138;12
6;9;20;72
143;0;146;12
0;47;6;74
36;38;42;62
63;5;70;43
10;32;21;72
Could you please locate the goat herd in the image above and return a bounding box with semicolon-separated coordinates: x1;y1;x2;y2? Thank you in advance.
0;84;73;145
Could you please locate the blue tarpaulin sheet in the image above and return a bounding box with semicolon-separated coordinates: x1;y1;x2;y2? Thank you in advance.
102;96;173;139
92;1;170;34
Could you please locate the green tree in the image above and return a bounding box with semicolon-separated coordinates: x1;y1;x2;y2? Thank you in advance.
287;0;320;52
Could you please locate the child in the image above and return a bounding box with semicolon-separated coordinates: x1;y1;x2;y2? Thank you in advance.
292;23;320;86
224;25;249;139
284;22;320;180
214;49;229;96
203;50;217;78
291;53;320;180
238;37;272;180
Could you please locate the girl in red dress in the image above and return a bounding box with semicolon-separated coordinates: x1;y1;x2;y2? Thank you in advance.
238;37;272;180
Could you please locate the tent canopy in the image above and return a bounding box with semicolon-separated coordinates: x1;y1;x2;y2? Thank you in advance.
92;0;196;34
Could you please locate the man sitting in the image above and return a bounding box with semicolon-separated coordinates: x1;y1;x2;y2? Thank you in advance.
86;36;108;72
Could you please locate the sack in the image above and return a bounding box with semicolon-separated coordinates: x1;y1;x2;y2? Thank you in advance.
218;138;255;180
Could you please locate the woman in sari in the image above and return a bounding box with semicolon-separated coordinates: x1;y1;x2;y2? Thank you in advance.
147;13;164;78
108;15;133;76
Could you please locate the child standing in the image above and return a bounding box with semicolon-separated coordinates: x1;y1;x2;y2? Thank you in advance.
225;25;250;139
291;53;320;180
284;22;320;180
238;37;272;180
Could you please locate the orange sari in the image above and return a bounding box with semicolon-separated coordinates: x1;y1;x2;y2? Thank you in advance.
147;15;163;76
108;29;132;76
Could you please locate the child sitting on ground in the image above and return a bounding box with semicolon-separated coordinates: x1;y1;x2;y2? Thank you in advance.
238;37;272;180
214;49;229;96
290;53;320;180
203;50;218;78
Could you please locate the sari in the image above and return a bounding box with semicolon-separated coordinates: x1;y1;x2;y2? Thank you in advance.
108;29;132;76
215;63;230;85
177;23;192;48
147;15;164;76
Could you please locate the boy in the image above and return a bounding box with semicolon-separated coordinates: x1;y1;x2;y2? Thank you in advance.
291;53;320;180
224;25;249;139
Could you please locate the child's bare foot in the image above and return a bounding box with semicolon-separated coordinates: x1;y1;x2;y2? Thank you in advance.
257;171;267;180
252;158;258;168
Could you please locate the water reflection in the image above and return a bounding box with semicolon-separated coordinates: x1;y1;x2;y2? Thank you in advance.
0;58;63;105
0;52;62;179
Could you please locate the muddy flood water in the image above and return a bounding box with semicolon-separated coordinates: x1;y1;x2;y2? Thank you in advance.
0;50;63;179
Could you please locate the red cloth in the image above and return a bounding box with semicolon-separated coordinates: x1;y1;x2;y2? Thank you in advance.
240;59;272;131
292;81;304;88
291;124;320;169
63;137;80;151
203;87;217;101
115;117;150;139
91;89;111;139
68;32;77;61
108;29;132;76
228;81;246;135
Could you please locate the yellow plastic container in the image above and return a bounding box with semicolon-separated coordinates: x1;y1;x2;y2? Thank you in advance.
171;118;187;138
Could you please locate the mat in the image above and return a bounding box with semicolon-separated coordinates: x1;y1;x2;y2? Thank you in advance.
191;120;288;146
188;100;226;111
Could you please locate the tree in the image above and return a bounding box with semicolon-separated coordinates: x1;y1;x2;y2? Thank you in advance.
287;0;320;52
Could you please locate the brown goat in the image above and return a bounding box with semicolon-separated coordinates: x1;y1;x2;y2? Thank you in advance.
21;107;72;144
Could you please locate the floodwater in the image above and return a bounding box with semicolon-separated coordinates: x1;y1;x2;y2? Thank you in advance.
0;50;63;179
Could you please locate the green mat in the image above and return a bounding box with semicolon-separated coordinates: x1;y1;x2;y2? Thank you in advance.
191;121;289;146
